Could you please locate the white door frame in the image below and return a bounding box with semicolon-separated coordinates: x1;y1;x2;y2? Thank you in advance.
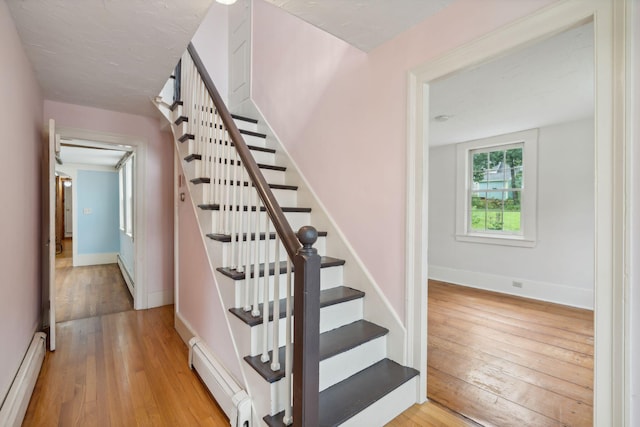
405;0;630;425
55;126;149;310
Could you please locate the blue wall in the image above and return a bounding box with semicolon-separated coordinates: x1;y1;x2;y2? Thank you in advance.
76;170;119;254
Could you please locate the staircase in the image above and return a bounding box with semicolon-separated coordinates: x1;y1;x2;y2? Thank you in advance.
165;44;419;426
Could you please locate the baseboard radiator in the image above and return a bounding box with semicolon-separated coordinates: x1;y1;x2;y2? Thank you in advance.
188;337;252;426
116;254;134;298
0;332;46;427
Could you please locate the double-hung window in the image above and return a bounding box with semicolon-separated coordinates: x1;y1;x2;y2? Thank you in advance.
455;129;538;247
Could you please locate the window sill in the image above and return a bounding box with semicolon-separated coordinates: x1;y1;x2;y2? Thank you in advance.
455;233;536;248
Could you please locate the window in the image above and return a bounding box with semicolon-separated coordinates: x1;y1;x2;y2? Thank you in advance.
456;129;538;247
118;153;134;237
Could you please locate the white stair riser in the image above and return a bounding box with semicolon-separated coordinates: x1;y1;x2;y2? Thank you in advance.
219;264;343;310
189;182;297;208
206;236;327;268
261;335;387;413
339;377;419;427
207;211;311;236
234;118;259;132
319;336;386;392
246;298;364;357
187;159;285;185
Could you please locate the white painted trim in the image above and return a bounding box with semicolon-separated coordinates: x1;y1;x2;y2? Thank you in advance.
56;126;148;310
404;73;428;403
116;254;134;299
406;0;628;424
0;332;46;427
74;252;117;266
454;129;538;246
175;311;197;346
429;265;594;310
623;2;635;426
147;290;174;308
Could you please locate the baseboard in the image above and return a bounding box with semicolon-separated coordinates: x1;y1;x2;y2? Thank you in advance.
74;252;117;267
148;290;174;308
429;265;594;309
0;332;46;427
116;255;134;299
175;311;197;347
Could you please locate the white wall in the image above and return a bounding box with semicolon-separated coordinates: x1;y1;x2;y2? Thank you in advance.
428;119;594;308
191;3;229;102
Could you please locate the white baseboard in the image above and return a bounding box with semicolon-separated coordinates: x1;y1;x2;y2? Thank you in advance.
0;332;46;427
429;265;594;310
175;311;197;346
74;252;117;267
116;255;134;299
148;290;174;309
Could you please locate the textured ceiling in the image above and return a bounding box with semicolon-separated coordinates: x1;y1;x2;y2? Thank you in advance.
429;23;594;146
263;0;455;52
6;0;212;117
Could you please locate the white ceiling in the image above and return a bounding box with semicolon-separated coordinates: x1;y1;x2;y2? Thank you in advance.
6;0;213;117
264;0;455;52
429;23;594;146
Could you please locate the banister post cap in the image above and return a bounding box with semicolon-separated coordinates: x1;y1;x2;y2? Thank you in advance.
297;226;318;248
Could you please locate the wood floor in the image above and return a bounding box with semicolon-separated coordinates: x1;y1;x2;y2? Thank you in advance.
23;306;230;426
25;255;593;426
55;238;133;323
427;280;594;427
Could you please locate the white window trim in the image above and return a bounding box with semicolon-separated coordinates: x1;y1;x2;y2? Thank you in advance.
455;128;538;247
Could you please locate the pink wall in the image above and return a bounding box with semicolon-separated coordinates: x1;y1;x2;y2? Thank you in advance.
176;164;244;384
0;0;44;401
43;100;174;301
251;0;556;320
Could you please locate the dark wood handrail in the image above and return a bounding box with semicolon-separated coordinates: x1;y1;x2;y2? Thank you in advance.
186;43;302;260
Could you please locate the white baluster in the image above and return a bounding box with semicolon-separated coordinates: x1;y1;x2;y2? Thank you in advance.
252;194;261;318
261;217;271;364
271;234;281;371
283;258;293;426
229;147;239;269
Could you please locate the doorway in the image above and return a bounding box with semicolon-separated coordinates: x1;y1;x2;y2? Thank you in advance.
405;1;629;425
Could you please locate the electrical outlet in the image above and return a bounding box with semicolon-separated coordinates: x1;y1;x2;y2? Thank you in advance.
512;281;523;288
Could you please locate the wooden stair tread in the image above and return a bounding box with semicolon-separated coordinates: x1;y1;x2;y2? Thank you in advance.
229;286;364;327
217;256;345;280
183;155;286;172
264;359;419;426
189;178;297;191
245;320;387;383
178;133;274;153
239;128;266;139
207;230;327;243
231;113;258;124
198;204;311;213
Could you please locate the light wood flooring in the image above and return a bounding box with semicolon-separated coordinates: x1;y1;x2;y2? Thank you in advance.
25;255;593;426
55;238;133;323
426;280;594;426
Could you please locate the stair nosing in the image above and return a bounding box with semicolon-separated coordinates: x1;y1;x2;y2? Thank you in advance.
217;256;344;281
190;179;297;191
231;113;258;124
207;230;327;243
229;285;363;327
244;319;387;383
182;156;285;173
239;128;267;139
198;204;311;213
263;359;419;427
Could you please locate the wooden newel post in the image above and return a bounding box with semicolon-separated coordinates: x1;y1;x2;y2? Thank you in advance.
293;225;321;427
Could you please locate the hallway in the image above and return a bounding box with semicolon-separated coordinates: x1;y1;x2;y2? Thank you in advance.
24;240;229;426
55;238;133;323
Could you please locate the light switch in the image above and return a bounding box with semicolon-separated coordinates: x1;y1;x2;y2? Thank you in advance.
83;208;92;214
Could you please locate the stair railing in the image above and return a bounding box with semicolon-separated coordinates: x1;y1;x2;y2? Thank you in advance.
179;43;320;427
